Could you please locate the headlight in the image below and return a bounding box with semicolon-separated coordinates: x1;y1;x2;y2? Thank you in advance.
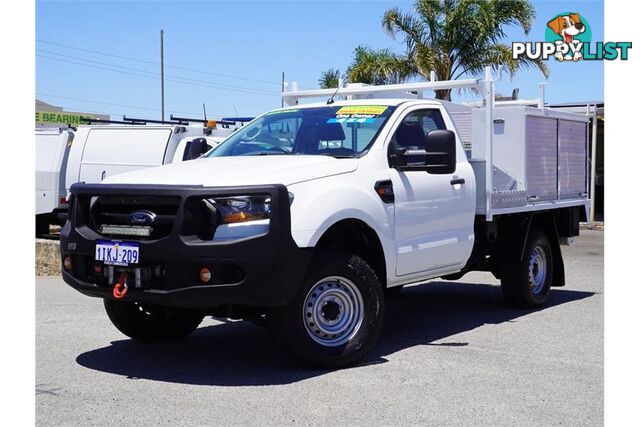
207;195;271;224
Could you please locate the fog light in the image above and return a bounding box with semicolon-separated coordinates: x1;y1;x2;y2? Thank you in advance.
199;267;212;283
63;256;73;271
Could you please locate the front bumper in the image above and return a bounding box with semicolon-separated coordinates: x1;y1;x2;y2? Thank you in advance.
60;183;312;309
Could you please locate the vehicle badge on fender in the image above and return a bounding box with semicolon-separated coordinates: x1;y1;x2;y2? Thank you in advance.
128;210;156;226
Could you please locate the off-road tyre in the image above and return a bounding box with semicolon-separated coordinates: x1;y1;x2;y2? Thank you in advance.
501;229;553;308
271;251;384;368
104;299;204;342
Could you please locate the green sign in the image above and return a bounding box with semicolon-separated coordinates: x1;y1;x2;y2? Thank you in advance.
35;110;104;125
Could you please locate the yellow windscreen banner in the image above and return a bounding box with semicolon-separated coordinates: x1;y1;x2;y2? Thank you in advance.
335;106;388;116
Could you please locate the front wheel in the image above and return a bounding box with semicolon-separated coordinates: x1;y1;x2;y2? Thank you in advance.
271;252;384;368
501;229;553;307
104;299;204;342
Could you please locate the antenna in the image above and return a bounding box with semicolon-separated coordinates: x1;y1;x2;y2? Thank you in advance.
327;77;348;105
160;29;165;121
202;103;207;120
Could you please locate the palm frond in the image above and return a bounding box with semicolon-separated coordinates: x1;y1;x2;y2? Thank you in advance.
382;0;546;93
318;68;341;89
347;46;417;85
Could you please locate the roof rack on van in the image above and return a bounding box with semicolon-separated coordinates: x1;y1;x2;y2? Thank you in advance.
80;117;147;125
122;115;188;125
169;114;238;127
221;117;254;123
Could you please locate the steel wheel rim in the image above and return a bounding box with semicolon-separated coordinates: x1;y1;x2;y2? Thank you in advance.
528;245;547;294
302;276;364;347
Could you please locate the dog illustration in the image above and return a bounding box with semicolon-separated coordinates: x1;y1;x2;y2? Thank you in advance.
547;13;586;61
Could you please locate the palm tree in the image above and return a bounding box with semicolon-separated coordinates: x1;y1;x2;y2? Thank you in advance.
346;46;416;85
318;68;341;89
381;0;548;100
319;47;415;89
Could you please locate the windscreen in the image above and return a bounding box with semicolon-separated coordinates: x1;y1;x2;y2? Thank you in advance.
207;105;396;158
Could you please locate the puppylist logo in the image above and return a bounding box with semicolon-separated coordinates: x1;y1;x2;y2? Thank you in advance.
512;12;632;62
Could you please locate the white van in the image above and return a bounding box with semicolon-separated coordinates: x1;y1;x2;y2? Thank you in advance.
65;124;232;191
36;121;242;236
35;127;74;236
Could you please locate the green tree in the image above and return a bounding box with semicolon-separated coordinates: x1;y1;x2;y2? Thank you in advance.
381;0;548;100
318;68;341;89
346;46;416;85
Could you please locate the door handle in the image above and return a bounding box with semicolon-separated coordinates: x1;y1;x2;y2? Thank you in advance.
450;178;465;185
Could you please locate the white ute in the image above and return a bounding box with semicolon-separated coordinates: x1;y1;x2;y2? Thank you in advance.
61;68;589;367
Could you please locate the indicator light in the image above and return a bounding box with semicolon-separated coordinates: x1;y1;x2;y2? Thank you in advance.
199;268;212;283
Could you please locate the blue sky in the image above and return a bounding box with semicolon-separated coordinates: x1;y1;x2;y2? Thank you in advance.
36;0;604;119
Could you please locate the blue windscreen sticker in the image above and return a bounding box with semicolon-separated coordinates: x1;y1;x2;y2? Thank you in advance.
327;117;375;124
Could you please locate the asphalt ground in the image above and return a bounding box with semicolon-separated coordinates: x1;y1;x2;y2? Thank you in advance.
36;230;603;426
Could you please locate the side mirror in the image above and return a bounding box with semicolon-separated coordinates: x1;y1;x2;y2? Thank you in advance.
184;138;209;161
424;130;456;174
391;129;457;173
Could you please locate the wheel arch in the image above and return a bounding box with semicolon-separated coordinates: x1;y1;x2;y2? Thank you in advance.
493;211;566;287
531;212;566;287
314;218;388;288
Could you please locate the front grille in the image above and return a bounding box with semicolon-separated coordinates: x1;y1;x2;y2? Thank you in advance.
89;195;181;239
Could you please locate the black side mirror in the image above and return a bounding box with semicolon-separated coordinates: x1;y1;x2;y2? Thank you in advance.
424;130;456;174
184;137;209;161
391;129;457;173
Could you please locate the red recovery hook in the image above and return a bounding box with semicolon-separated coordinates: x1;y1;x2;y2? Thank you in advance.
112;272;129;299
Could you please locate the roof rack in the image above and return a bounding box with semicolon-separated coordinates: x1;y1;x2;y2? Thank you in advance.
80;117;188;126
169;114;239;127
282;79;482;106
82;115;248;127
221;117;254;123
282;78;481;106
282;67;489;106
80;117;146;125
282;66;551;221
123;115;188;125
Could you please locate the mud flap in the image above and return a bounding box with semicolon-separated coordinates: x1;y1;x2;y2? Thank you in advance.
549;218;566;287
515;213;566;287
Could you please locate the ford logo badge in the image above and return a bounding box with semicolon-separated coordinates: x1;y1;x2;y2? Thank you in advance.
128;210;156;226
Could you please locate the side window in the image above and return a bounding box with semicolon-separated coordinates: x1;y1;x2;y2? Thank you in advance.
389;109;447;166
391;109;446;149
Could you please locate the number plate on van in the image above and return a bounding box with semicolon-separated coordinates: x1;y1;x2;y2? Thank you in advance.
95;240;139;266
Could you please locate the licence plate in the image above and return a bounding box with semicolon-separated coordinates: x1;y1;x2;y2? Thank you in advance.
95;240;139;266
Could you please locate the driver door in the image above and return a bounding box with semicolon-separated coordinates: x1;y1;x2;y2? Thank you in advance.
388;108;475;277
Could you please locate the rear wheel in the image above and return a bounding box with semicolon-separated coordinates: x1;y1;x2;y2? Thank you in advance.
104;299;204;342
271;251;384;368
501;229;553;307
